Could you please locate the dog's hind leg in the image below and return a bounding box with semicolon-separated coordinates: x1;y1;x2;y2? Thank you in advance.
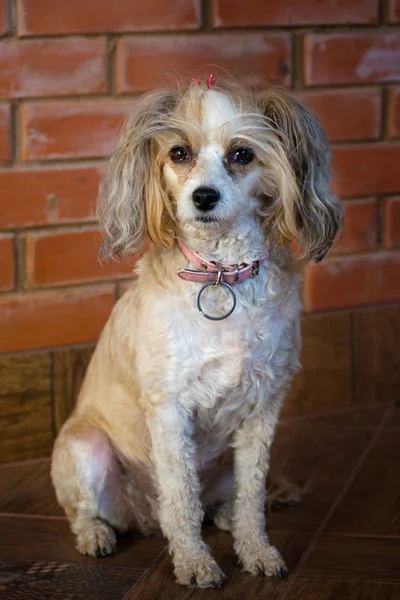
211;502;233;532
51;419;133;557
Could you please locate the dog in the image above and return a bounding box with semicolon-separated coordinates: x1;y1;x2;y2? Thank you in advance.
51;75;343;588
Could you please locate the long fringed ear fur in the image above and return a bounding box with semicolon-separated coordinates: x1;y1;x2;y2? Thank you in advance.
97;90;177;261
258;89;343;262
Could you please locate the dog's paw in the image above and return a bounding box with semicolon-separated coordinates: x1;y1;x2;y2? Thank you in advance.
237;542;287;578
174;554;226;588
76;519;116;558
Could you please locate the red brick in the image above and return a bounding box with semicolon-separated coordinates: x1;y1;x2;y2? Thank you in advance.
388;87;400;137
0;164;104;228
304;252;400;312
18;0;200;35
304;32;400;86
0;38;106;99
21;99;133;160
0;0;8;35
0;103;11;161
332;198;378;255
298;88;380;141
0;235;14;291
389;0;400;22
384;196;400;248
25;227;134;287
214;0;378;27
116;33;291;93
333;144;400;197
0;286;114;353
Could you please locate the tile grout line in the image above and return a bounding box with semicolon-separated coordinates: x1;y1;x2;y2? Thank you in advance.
276;403;395;600
280;401;391;426
0;512;67;520
121;546;169;600
0;457;51;469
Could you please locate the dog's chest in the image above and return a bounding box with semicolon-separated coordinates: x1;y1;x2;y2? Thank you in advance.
188;311;282;468
138;263;301;465
167;279;301;464
172;293;287;429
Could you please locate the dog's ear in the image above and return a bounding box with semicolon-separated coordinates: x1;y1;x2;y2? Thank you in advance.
97;90;177;261
257;89;343;262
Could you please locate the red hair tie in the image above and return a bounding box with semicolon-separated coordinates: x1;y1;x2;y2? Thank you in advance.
206;73;216;88
191;74;216;88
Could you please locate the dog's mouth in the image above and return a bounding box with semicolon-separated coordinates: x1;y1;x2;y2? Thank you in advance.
194;215;219;223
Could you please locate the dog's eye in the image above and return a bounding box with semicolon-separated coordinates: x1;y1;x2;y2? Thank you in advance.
169;146;190;163
230;148;254;165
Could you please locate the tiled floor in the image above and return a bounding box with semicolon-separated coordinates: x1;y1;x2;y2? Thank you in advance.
0;403;399;599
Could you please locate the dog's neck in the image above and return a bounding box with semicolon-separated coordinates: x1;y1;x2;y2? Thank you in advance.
179;215;267;266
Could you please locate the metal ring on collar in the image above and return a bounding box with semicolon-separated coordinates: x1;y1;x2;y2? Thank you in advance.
196;281;237;321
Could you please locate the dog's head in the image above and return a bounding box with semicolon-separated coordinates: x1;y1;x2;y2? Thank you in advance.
98;78;342;262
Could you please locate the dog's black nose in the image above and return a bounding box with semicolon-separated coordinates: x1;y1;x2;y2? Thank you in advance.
192;187;220;212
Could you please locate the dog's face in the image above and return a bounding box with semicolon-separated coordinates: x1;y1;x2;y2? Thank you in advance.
98;80;343;262
159;90;267;229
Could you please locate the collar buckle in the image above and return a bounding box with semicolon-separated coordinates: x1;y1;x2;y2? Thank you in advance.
252;260;260;277
214;262;223;286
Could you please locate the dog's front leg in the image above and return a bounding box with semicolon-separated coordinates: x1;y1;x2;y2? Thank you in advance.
148;402;225;588
232;405;287;578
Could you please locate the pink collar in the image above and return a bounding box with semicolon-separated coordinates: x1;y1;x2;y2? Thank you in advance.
176;239;268;285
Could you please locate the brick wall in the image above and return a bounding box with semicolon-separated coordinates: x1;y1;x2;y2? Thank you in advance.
0;0;400;354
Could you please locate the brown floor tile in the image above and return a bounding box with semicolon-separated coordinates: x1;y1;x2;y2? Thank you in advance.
387;406;400;429
125;529;311;600
270;424;373;488
267;423;374;533
267;483;339;535
0;460;62;517
282;405;388;429
0;558;140;600
325;429;400;535
301;535;400;583
0;515;166;569
283;578;400;599
353;304;400;406
283;312;352;417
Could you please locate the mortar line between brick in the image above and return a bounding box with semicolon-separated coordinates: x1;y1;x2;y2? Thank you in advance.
6;0;16;35
201;0;213;31
379;0;388;24
377;195;385;247
106;35;117;96
4;85;388;104
381;86;391;140
12;23;392;41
